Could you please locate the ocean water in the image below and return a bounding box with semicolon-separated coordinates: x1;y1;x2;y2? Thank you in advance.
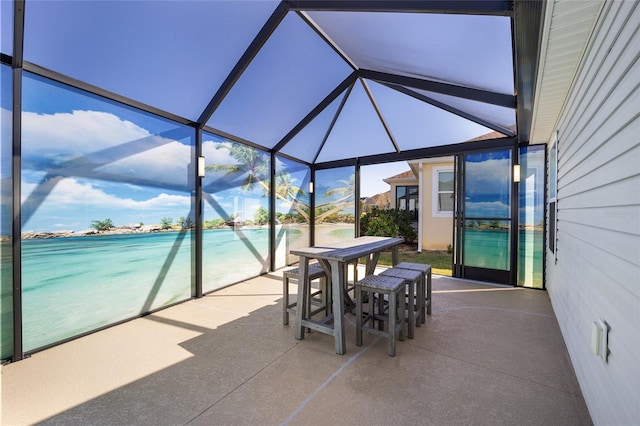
463;228;543;288
202;228;270;293
1;228;273;356
1;226;542;358
464;228;510;270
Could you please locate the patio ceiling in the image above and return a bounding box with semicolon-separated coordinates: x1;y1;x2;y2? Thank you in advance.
3;0;545;167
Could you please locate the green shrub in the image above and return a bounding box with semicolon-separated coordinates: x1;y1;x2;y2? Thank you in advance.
360;207;416;243
91;218;113;231
160;217;173;230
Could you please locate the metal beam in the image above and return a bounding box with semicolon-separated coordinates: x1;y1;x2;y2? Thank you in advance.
24;62;196;127
314;136;516;169
383;82;516;137
297;11;358;70
197;2;289;126
195;128;203;299
201;125;271;154
286;0;512;16
312;81;356;164
360;78;400;152
273;71;358;152
360;69;516;109
513;0;546;143
12;0;25;363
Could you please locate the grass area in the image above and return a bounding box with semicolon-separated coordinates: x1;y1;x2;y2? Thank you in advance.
376;249;453;276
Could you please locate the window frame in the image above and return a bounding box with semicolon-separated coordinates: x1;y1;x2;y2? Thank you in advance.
395;184;419;222
432;166;454;218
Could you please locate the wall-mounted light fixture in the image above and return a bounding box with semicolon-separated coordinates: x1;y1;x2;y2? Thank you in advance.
198;156;206;178
592;319;610;363
513;164;521;183
309;181;314;194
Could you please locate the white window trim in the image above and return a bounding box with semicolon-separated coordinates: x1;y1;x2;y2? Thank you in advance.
432;166;453;218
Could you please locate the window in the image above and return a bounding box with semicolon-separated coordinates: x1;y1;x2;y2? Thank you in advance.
548;132;558;256
432;167;454;217
396;185;418;221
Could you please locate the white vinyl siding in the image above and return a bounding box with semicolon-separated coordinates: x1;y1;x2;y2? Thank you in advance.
546;2;640;425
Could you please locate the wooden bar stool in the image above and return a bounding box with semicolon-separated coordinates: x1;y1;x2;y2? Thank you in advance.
283;262;328;326
395;262;432;323
355;274;405;356
379;267;422;339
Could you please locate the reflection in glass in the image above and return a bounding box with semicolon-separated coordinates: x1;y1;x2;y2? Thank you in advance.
315;167;356;246
274;156;310;267
462;150;512;272
201;134;270;292
1;64;13;359
464;150;511;219
518;145;545;288
396;185;418;221
464;220;510;270
20;73;195;352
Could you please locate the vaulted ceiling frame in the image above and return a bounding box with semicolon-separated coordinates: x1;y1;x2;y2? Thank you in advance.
296;11;359;71
314;135;517;170
196;2;289;126
272;71;358;152
382;82;516;137
513;0;545;143
359;69;516;108
359;78;400;153
286;0;513;16
201;125;272;154
24;61;197;127
312;81;356;164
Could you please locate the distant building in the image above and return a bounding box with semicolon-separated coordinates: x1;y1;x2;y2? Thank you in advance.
361;191;390;212
384;157;454;251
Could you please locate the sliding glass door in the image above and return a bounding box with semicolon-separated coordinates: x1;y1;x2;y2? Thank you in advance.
454;149;514;284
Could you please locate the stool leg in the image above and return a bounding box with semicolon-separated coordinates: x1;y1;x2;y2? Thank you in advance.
356;286;363;346
377;292;385;331
398;289;405;342
320;277;329;318
407;280;415;339
416;275;424;328
388;291;397;356
426;269;432;317
283;276;289;325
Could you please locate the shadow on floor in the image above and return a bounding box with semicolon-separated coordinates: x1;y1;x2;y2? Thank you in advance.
2;274;592;426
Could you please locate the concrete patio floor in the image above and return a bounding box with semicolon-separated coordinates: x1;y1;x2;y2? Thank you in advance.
2;269;592;425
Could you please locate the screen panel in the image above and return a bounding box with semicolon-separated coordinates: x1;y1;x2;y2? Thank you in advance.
23;1;279;120
20;73;195;352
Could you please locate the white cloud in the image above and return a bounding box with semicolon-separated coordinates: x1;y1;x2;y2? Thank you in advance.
97;139;192;185
22;177;190;211
465;158;511;195
22;110;150;157
21;109;195;186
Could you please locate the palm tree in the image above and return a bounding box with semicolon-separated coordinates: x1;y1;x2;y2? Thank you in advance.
207;142;269;192
316;174;356;223
207;142;311;221
274;172;310;221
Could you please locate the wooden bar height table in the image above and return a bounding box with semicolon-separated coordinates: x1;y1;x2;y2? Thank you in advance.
290;236;403;355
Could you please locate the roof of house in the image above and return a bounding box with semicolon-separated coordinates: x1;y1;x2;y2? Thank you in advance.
383;170;417;183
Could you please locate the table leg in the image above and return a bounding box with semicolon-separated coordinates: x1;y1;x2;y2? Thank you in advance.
330;260;346;355
365;252;380;275
391;246;399;266
294;257;310;340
